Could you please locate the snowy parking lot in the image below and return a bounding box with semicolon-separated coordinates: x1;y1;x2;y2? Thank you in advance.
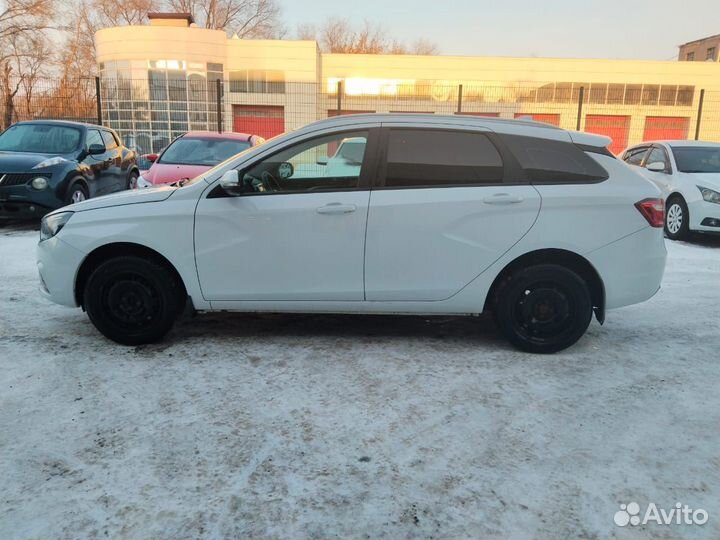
1;221;719;539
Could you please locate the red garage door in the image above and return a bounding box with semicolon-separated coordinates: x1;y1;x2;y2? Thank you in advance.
643;116;690;141
514;113;561;126
233;105;285;139
584;115;630;155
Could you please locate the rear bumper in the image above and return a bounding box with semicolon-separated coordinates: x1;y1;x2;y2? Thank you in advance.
586;226;667;310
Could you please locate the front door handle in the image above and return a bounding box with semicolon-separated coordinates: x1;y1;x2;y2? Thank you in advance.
316;203;357;215
483;193;524;205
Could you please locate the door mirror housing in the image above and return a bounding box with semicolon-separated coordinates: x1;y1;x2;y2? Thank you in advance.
646;161;667;173
144;153;158;163
316;157;328;166
219;169;244;196
87;143;105;155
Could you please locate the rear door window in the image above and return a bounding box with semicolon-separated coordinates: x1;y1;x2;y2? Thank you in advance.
384;129;504;188
499;134;608;183
101;131;118;149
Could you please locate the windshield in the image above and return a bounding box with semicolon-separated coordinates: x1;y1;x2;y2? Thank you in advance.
158;137;251;166
672;147;720;173
0;124;82;154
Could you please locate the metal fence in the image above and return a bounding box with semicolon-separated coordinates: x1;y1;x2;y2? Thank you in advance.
2;76;720;155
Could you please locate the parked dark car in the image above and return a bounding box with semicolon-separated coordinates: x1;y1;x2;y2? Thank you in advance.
0;120;138;219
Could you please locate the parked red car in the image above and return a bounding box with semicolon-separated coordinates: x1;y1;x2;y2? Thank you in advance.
136;131;264;187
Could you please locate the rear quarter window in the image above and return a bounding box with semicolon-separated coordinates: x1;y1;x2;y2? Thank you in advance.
499;134;609;183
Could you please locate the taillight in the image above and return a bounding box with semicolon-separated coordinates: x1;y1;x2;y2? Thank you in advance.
635;198;665;228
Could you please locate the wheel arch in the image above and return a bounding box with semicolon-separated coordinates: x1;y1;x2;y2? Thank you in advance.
63;175;89;198
74;242;188;308
484;248;606;324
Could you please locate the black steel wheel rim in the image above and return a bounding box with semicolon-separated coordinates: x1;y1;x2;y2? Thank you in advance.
102;273;160;329
512;280;575;343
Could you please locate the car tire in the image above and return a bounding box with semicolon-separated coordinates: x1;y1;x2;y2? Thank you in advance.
127;171;139;190
65;182;88;205
493;264;593;354
84;256;184;345
664;195;689;241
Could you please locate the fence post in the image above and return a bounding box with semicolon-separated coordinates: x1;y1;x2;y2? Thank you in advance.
216;79;223;133
695;89;705;140
457;84;463;114
576;86;584;131
95;76;102;126
335;80;343;115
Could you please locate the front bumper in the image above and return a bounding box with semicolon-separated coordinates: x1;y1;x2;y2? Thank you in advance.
689;199;720;233
36;234;87;307
0;200;52;219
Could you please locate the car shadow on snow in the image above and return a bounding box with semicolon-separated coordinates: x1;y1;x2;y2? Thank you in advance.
677;232;720;248
163;311;510;349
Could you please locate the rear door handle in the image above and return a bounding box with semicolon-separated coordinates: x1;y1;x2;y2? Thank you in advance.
316;203;357;215
483;193;524;205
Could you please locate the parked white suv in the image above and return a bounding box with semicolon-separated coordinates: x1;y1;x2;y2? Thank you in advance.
621;141;720;240
37;114;667;353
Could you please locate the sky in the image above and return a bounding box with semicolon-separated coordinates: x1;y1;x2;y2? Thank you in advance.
282;0;719;60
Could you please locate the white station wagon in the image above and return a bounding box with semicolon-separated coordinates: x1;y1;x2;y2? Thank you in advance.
37;114;667;353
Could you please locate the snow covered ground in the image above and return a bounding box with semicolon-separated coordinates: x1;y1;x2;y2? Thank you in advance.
1;221;719;540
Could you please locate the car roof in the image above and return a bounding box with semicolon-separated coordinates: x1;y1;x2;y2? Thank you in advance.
661;140;720;149
181;131;253;141
13;119;102;130
296;113;610;147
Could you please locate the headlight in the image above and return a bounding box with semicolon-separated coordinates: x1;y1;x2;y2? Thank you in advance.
697;186;720;204
31;176;48;190
40;212;73;241
136;175;153;189
32;157;69;169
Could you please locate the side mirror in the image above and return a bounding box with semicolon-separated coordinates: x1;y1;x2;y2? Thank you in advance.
144;153;158;163
278;161;294;179
220;169;244;196
88;143;105;155
646;162;667;173
316;157;329;166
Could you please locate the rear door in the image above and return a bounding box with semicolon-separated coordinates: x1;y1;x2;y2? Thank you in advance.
364;127;541;301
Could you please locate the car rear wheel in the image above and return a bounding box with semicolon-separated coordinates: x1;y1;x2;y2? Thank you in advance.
493;264;593;354
65;183;88;205
664;196;689;241
84;256;184;345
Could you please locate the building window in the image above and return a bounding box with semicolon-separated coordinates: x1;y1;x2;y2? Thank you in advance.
229;70;285;93
707;47;717;61
686;52;695;61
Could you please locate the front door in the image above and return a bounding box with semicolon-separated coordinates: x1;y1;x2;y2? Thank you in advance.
365;127;541;301
82;129;114;196
194;128;379;301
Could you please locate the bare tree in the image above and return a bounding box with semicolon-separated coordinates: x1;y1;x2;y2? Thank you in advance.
298;18;439;55
164;0;282;37
0;0;54;128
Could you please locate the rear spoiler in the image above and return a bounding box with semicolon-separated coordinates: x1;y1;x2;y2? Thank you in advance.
568;130;615;157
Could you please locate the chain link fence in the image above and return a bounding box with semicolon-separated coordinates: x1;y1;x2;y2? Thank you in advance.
2;76;719;155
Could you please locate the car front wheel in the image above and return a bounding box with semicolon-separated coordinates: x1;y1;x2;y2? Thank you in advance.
664;196;689;241
65;183;88;205
84;256;184;345
493;264;593;354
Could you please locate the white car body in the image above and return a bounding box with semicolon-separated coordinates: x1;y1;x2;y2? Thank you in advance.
37;114;667;352
620;140;720;237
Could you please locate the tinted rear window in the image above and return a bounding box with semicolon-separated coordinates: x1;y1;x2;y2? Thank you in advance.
500;134;608;183
385;129;504;187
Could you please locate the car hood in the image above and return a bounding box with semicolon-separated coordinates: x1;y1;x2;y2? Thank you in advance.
62;185;176;212
678;172;720;190
145;163;212;185
0;151;70;172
